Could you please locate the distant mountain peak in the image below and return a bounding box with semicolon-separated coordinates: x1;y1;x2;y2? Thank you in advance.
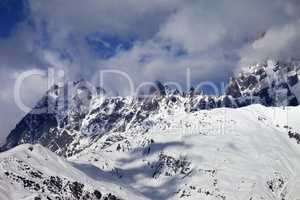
1;61;300;156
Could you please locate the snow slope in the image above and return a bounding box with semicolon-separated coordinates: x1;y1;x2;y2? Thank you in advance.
69;105;300;200
0;144;148;200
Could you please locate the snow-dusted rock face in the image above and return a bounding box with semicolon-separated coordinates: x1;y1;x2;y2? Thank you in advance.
2;61;300;157
226;60;300;107
0;82;220;156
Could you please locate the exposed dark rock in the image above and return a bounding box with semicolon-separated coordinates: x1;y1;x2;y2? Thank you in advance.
1;61;299;157
69;181;84;199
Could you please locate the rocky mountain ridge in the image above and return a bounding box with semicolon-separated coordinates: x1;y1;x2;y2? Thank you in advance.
1;60;300;157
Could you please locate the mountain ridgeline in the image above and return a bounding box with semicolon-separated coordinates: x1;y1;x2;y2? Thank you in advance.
1;60;300;156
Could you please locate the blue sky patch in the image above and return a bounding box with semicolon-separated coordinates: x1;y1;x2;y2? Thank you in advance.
86;34;134;59
0;0;28;38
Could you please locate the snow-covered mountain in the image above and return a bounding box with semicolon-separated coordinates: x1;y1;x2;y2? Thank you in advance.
70;104;300;200
2;60;300;156
1;105;300;199
1;60;300;199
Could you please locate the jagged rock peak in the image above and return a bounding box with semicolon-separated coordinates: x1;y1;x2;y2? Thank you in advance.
2;59;300;156
225;59;300;107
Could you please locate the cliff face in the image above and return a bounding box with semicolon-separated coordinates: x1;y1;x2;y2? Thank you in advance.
2;60;300;156
225;60;300;107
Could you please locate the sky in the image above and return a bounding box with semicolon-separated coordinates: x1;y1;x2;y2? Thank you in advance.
0;0;300;142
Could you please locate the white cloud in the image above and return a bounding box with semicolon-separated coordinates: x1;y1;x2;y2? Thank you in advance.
29;0;182;39
158;3;227;53
240;20;300;67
